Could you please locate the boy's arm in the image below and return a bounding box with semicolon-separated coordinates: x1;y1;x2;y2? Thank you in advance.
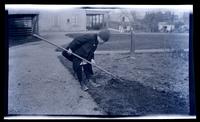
88;53;95;61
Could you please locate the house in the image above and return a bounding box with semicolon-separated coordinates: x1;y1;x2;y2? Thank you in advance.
108;10;139;32
39;9;87;32
39;9;109;32
6;10;39;37
6;8;110;37
158;22;175;32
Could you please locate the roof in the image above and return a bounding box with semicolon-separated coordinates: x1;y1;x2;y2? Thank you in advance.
85;10;110;15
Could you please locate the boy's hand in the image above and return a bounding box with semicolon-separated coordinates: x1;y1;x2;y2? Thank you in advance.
67;48;72;55
80;60;87;65
91;59;95;64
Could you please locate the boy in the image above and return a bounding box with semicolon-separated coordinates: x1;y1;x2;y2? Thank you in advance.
62;29;110;91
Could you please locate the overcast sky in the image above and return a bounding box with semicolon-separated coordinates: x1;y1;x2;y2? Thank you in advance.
6;5;192;19
5;5;192;11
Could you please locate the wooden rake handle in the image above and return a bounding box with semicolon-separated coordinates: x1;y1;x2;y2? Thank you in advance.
32;34;123;81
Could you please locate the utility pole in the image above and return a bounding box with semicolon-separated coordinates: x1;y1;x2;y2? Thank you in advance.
120;9;136;58
130;27;135;55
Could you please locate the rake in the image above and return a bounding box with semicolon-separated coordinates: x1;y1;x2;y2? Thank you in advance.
32;34;124;82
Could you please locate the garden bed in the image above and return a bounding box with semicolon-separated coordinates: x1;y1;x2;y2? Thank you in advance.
59;52;189;116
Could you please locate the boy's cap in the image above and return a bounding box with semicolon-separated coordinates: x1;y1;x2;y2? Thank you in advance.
98;29;110;42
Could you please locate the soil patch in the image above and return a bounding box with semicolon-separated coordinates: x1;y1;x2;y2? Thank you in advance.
87;78;188;116
58;52;189;116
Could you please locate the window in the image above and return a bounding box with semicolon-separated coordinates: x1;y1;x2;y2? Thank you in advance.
96;15;99;24
99;14;103;23
72;16;78;25
86;14;105;30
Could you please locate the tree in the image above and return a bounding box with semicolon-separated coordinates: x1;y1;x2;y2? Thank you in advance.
175;21;184;29
142;12;158;32
142;11;176;32
182;12;189;25
119;9;138;28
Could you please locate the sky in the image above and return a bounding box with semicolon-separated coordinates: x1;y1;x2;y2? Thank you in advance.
5;5;193;12
6;5;192;19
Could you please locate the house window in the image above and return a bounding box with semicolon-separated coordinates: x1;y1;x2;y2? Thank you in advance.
99;15;102;23
86;14;105;30
96;15;99;24
72;16;78;25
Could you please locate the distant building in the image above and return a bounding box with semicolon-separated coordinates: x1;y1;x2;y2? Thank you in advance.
178;25;189;32
158;22;175;32
118;16;132;32
39;9;109;32
6;10;39;37
39;9;87;32
6;9;110;36
108;10;139;33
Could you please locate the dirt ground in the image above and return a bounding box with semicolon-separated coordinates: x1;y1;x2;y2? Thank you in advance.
59;51;189;116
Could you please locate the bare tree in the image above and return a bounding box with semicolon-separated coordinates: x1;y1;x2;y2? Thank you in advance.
120;9;137;30
120;9;137;56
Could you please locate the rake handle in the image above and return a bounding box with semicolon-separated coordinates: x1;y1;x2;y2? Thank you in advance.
32;34;121;80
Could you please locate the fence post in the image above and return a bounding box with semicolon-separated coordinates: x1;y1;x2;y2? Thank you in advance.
130;28;135;55
36;14;39;34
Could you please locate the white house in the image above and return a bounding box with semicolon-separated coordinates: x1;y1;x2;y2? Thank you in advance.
158;22;175;32
6;8;110;35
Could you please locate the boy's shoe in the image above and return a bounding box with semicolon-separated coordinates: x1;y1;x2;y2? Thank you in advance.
87;79;101;87
80;82;89;91
90;81;101;87
81;85;89;91
73;73;78;80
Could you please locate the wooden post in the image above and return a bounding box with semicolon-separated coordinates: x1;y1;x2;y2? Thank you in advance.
32;16;35;34
36;14;39;34
130;28;135;55
33;14;39;34
130;30;133;53
102;14;105;28
106;13;110;29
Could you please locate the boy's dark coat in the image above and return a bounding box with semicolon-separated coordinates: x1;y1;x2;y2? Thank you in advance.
62;34;98;71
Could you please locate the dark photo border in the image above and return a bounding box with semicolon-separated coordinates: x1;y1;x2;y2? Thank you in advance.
1;0;198;120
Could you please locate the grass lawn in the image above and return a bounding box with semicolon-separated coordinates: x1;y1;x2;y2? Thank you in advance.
65;32;189;51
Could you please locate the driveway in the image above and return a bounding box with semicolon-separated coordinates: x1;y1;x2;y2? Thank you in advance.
8;33;104;115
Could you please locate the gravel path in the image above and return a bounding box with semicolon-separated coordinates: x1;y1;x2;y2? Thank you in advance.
8;34;103;115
